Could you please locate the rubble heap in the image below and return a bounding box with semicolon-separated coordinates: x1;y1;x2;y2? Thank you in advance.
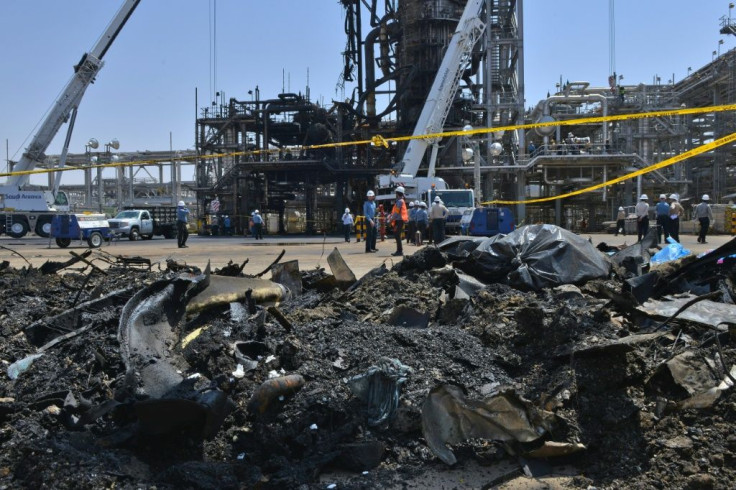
1;226;736;489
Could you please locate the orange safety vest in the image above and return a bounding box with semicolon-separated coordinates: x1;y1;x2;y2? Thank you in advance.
392;198;409;222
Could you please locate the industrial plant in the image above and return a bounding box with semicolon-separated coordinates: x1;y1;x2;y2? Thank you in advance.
25;0;736;235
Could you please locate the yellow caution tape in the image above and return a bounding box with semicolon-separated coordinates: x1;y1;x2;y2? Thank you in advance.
1;103;733;184
482;131;736;205
371;134;390;148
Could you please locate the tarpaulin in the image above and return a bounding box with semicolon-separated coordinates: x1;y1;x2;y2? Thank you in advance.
453;224;610;290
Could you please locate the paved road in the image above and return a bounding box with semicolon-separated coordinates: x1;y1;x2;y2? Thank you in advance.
0;234;409;278
0;231;733;279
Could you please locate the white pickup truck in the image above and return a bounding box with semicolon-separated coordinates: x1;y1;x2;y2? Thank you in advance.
107;207;178;240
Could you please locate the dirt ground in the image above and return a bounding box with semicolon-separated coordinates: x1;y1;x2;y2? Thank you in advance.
1;231;735;489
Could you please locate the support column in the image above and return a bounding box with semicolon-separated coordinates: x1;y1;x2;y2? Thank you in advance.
515;170;526;224
116;166;124;211
84;166;92;206
128;165;134;206
97;166;103;213
306;176;315;235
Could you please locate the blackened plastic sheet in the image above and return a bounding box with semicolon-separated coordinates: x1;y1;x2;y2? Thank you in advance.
454;225;610;290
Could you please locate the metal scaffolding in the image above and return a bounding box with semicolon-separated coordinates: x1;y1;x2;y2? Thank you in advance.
192;0;736;234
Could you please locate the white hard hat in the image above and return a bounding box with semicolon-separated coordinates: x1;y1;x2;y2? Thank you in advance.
619;206;624;210
421;202;427;208
659;194;667;199
434;196;441;202
669;194;678;200
395;186;405;194
344;207;350;213
178;201;185;206
366;190;375;197
639;194;648;200
409;201;415;207
254;209;260;214
702;194;710;201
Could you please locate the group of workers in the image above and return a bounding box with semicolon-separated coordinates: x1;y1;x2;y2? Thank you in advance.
626;193;713;244
209;214;232;236
352;186;449;257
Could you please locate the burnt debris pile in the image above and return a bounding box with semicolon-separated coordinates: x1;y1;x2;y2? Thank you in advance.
2;225;736;488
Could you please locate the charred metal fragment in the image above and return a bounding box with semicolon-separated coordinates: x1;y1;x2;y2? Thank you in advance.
39;250;93;275
247;374;305;416
254;249;286;277
114;264;235;439
267;306;293;332
24;287;136;346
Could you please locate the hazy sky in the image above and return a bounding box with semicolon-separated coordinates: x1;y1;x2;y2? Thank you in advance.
0;0;732;184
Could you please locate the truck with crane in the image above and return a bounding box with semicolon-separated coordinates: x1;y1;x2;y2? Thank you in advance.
375;0;486;209
0;0;140;239
422;187;475;234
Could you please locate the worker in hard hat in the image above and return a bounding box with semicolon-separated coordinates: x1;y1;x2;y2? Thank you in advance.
615;206;626;236
429;196;449;245
407;200;417;245
655;194;670;243
248;211;255;238
389;186;408;256
415;201;429;245
668;194;684;242
342;207;354;243
694;194;713;244
635;194;650;242
363;190;378;253
176;200;190;248
251;210;264;240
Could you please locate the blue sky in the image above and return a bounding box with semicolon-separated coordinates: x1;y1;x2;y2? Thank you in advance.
0;0;732;185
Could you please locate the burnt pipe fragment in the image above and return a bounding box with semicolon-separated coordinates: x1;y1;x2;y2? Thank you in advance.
113;264;233;439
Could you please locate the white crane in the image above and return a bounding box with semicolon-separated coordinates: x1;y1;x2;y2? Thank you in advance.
0;0;140;239
377;0;486;201
6;0;141;189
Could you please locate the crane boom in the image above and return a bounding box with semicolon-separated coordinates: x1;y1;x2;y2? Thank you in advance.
7;0;141;188
397;0;486;178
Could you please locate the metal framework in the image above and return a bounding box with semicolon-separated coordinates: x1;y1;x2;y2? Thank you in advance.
39;0;735;234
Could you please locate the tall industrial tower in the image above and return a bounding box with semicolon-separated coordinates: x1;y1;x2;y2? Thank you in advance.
340;0;526;216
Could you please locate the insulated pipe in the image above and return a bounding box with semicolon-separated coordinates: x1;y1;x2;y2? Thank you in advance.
361;16;397;119
542;165;609;186
543;94;608;148
562;81;590;96
364;26;381;118
378;20;396;79
602;165;608;202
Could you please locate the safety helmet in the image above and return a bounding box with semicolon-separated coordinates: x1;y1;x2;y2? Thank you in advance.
619;206;624;210
434;196;441;202
420;202;427;208
659;194;667;199
669;194;678;200
178;201;185;206
344;207;350;213
254;209;260;214
639;194;648;200
395;186;405;194
366;190;375;197
409;201;415;207
702;194;710;201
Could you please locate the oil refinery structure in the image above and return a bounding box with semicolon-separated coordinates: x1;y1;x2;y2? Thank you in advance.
51;0;736;234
